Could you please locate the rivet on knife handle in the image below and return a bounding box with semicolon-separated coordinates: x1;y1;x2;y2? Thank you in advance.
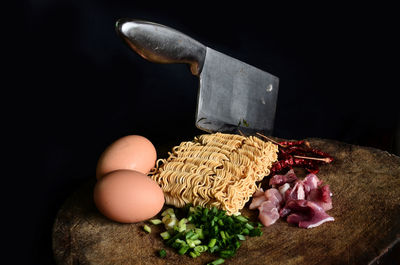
116;18;207;76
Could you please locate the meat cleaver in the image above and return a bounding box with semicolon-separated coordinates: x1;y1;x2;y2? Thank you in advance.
116;19;279;135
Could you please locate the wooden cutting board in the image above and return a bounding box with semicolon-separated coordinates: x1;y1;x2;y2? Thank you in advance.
52;138;400;265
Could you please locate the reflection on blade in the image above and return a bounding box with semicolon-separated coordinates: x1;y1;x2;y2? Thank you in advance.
196;47;279;135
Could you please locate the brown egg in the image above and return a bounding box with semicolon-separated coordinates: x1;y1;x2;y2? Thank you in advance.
93;169;165;223
96;135;157;179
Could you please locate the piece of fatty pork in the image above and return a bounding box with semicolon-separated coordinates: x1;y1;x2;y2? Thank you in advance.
251;170;334;228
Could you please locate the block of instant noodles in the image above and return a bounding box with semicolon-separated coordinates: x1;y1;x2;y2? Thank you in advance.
149;133;278;215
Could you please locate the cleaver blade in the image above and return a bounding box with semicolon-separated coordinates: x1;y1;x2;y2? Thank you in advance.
116;19;279;135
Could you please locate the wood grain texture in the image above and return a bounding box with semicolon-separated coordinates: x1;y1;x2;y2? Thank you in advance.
52;138;400;265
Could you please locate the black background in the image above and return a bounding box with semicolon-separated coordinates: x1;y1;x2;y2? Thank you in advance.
25;1;399;264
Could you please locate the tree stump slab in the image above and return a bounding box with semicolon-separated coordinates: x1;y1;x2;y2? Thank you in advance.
53;138;400;265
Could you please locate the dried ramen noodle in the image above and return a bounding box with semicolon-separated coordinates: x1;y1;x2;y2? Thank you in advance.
149;133;278;215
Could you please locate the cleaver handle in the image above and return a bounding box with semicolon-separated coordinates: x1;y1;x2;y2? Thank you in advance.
116;19;206;76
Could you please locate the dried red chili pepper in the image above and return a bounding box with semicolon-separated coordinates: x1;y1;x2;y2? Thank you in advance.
268;138;333;176
278;140;305;147
304;147;333;161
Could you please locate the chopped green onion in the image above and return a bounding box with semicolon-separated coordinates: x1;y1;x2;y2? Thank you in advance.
162;215;170;223
185;231;195;239
178;245;190;255
149;219;162;225
160;231;170;240
150;205;264;261
175;238;187;247
193;239;201;245
220;231;226;240
194;245;208;253
186;239;196;248
213;225;219;234
234;240;241;249
208;238;217;248
158;249;166;258
165;231;184;246
171;241;181;249
208;258;225;265
235;215;248;222
179;218;188;225
162;208;175;216
219;249;235;258
244;223;254;230
165;217;177;229
241;228;249;235
178;223;186;232
203;208;209;216
186;223;196;231
189;233;199;240
143;225;151;233
249;227;263;237
236;234;246;241
209;245;219;253
195;228;204;239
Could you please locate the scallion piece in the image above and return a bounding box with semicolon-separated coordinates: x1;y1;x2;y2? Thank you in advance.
160;231;170;240
158;249;166;258
165;231;184;246
185;231;195;239
178;223;186;232
195;228;204;239
219;249;234;258
208;238;217;248
194;245;208;253
143;225;151;233
209;245;219;253
249;227;263;237
226;216;234;225
149;219;162;225
208;257;225;265
175;238;186;246
178;245;190;255
234;240;241;249
189;233;199;240
235;215;248;222
165;217;177;229
220;231;226;240
162;208;175;216
152;205;264;261
171;241;181;249
187;239;196;248
203;208;209;216
186;223;196;231
236;234;246;241
244;223;254;230
192;239;201;245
